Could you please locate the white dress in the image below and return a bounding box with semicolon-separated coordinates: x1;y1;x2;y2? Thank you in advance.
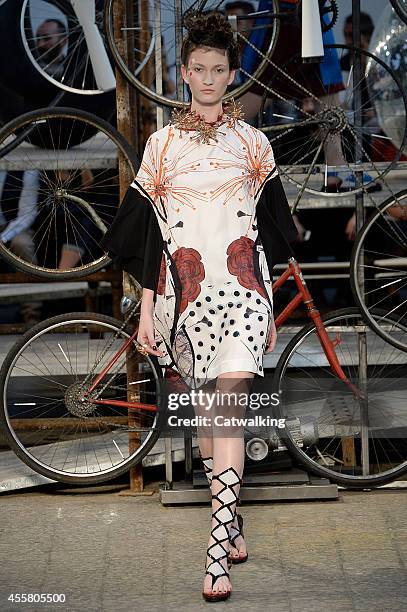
130;118;278;389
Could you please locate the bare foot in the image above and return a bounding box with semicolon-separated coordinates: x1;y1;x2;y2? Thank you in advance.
229;535;247;561
203;538;232;599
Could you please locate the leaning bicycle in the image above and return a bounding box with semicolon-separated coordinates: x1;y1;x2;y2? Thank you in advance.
350;188;407;353
1;258;407;488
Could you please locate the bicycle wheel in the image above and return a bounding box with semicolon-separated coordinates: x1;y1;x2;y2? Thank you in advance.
21;0;115;95
274;308;407;487
390;0;407;24
0;312;166;484
350;190;407;353
104;0;279;108
0;107;138;278
258;44;407;197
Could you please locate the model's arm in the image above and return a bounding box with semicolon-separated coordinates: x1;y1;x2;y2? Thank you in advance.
101;130;166;356
101;189;164;357
0;170;39;244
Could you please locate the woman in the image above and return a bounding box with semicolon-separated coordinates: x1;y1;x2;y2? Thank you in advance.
102;12;297;602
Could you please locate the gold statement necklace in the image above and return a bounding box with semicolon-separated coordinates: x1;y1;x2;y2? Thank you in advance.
170;98;244;144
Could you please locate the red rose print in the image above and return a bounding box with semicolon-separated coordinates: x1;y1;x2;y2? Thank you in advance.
227;236;266;297
156;254;166;295
172;247;205;313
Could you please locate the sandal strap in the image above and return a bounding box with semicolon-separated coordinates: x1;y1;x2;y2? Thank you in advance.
201;456;213;485
229;512;244;547
211;467;242;520
205;562;229;587
205;522;230;587
205;467;242;585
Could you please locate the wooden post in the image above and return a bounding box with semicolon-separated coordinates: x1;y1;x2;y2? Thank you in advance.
114;0;151;495
140;0;154;142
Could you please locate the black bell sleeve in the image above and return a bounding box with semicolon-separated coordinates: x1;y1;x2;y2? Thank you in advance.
100;184;163;292
256;174;298;273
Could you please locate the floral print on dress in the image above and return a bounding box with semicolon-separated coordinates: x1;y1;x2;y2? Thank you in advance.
208;126;277;201
226;236;266;298
133;128;207;217
172;247;205;314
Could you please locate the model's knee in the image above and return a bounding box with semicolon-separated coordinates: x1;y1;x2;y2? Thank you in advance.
10;231;35;260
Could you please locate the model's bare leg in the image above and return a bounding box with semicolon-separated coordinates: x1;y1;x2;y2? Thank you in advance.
196;378;248;568
214;373;250;563
194;379;215;463
200;460;247;564
203;372;252;599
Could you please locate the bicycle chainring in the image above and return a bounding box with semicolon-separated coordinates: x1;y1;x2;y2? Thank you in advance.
319;0;338;32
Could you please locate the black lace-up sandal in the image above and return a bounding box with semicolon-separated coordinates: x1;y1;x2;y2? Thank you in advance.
203;467;242;602
201;456;247;565
201;455;214;485
201;456;232;570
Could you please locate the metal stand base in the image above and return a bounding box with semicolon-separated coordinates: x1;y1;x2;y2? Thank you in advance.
159;467;338;505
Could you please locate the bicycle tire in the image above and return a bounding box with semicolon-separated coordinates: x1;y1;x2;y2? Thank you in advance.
0;106;138;279
104;0;280;108
390;0;407;24
258;43;407;197
0;0;115;119
20;0;114;96
274;307;407;487
350;189;407;353
0;312;166;484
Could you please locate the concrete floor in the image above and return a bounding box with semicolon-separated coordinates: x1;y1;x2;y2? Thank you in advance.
1;484;407;612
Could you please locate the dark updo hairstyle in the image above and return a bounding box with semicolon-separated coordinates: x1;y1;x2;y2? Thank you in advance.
181;11;240;70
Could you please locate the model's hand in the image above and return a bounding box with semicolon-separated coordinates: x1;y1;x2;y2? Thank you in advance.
137;308;164;357
264;317;277;354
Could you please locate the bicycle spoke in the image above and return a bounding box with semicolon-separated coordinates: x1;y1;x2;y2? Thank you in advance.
0;109;136;276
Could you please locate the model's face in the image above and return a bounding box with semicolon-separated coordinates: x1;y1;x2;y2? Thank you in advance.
181;47;236;105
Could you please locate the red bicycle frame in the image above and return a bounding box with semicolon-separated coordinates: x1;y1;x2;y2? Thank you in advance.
274;258;357;389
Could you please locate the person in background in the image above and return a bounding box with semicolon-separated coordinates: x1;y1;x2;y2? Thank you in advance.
225;1;256;87
36;19;67;80
340;12;379;241
0;170;42;325
342;11;374;54
234;0;349;192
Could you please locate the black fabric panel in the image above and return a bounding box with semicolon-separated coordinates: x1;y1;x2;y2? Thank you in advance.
256;175;298;271
142;205;163;290
100;185;163;292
